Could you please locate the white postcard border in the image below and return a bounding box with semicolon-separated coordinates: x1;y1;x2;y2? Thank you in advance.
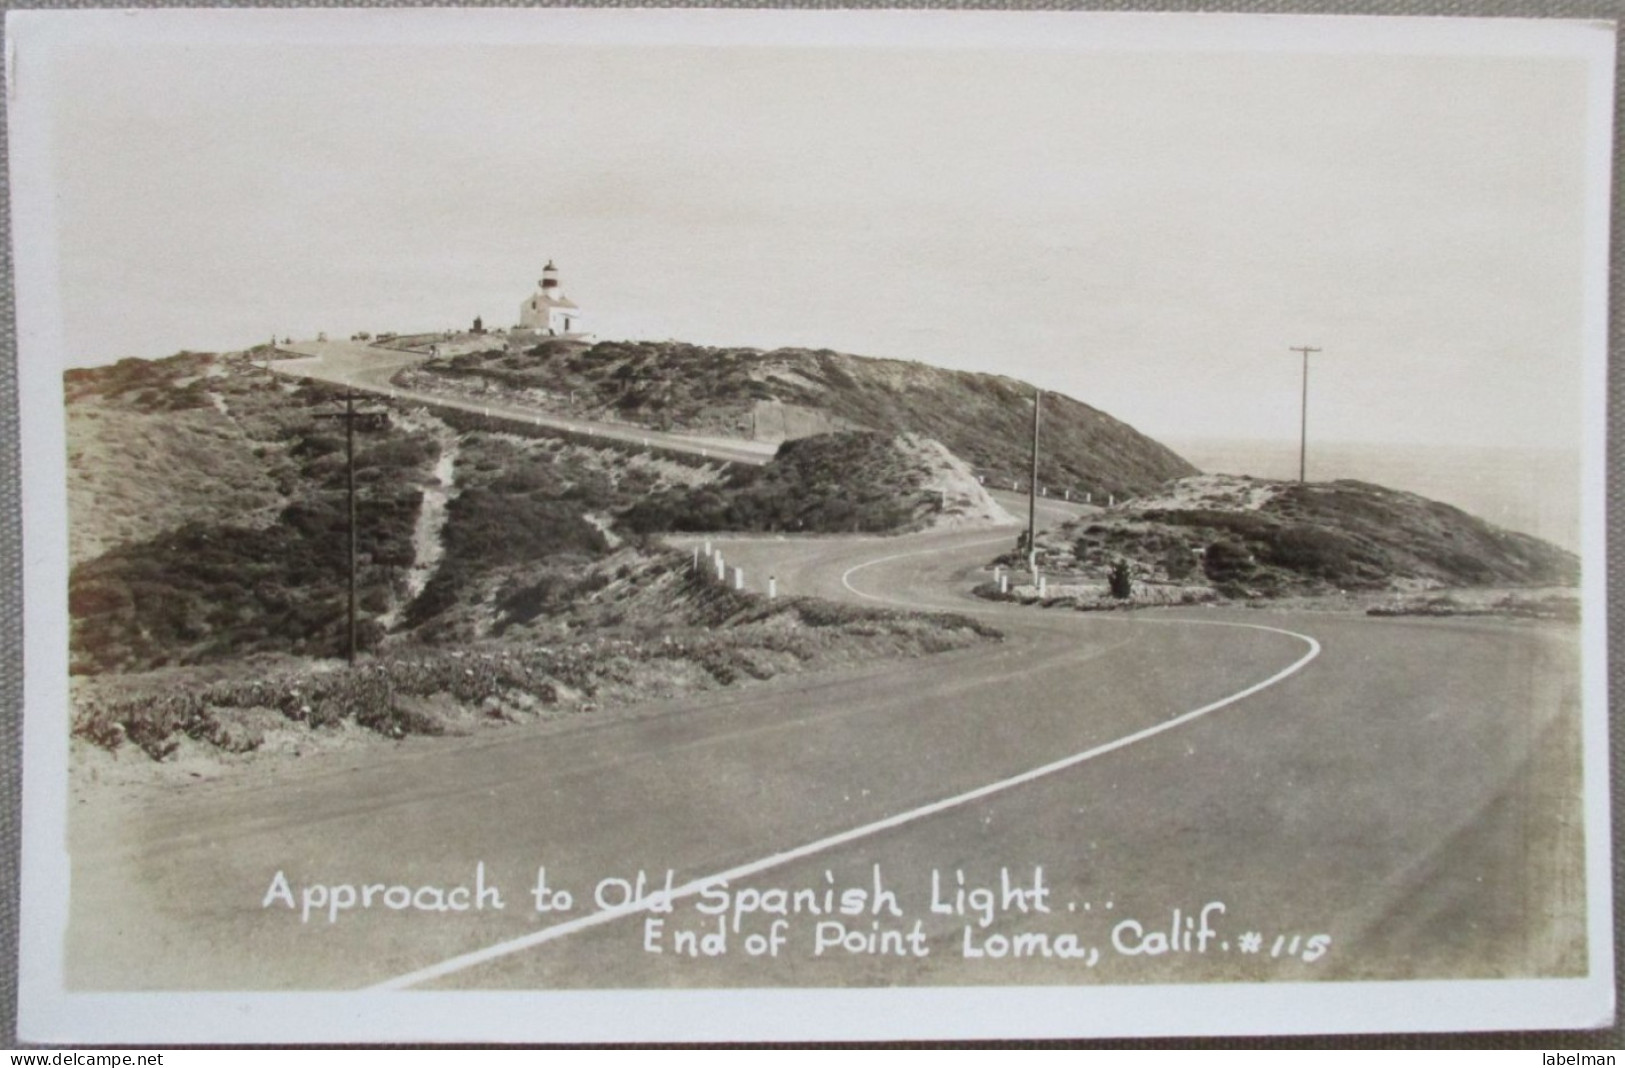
7;7;1616;1043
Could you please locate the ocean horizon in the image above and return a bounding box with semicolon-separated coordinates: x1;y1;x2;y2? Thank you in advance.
1163;437;1584;555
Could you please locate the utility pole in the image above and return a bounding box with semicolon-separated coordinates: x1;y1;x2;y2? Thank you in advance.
1290;345;1322;483
346;389;357;665
315;385;382;665
1028;388;1041;575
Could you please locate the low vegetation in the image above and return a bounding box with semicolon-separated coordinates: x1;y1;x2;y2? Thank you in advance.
73;342;1574;771
986;473;1578;605
402;338;1197;498
396;428;721;641
73;554;1000;762
619;430;1007;536
65;351;1004;765
68;354;440;673
1364;592;1579;622
65;349;302;564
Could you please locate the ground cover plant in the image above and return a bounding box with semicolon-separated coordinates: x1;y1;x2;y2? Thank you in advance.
619;430;951;535
65;352;725;671
67;351;1012;765
73;553;1001;761
396;427;722;640
68;353;440;672
65;349;305;564
402;338;1196;498
984;473;1578;603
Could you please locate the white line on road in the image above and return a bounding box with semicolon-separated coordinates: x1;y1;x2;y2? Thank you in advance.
368;611;1321;991
840;534;1013;608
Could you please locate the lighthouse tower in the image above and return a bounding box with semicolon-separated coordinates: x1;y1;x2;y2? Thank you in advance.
518;260;584;336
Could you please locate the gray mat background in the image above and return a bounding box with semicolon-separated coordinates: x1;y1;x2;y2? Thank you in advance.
0;0;1618;1049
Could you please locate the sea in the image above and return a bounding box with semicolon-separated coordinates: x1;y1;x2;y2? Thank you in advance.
1163;438;1586;554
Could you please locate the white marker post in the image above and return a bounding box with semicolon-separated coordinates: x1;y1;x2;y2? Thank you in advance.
769;576;777;599
1038;576;1047;598
999;574;1009;594
732;567;744;591
716;554;726;582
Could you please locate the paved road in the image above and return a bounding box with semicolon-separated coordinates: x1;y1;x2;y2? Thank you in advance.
67;518;1584;995
271;339;777;466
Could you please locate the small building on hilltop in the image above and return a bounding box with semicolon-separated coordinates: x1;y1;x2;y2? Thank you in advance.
517;260;585;337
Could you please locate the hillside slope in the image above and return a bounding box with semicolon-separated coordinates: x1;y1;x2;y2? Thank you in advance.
63;353;1004;764
620;430;1015;536
74;550;999;762
65;352;301;565
68;354;446;673
403;339;1197;497
1016;473;1578;599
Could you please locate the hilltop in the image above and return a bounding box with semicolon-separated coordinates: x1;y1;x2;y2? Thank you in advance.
997;473;1578;606
399;338;1197;498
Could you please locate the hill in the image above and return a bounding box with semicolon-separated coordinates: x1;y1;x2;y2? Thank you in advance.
65;362;724;673
63;352;1003;764
400;339;1197;497
64;351;302;565
620;430;1014;536
1005;473;1579;602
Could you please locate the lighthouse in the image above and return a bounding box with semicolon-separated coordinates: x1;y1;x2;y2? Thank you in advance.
518;260;585;336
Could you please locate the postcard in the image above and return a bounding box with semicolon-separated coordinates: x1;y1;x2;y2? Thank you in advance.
7;8;1615;1042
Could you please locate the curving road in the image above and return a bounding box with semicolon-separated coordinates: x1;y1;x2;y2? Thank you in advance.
271;339;777;466
67;515;1586;1000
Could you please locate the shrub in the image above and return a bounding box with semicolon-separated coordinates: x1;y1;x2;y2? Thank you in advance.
1258;524;1379;584
1108;560;1134;600
1161;542;1196;580
1203;540;1254;583
618;432;919;536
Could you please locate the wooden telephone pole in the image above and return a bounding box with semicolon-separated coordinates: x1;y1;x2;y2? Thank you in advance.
314;387;382;665
1290;345;1322;483
346;391;357;664
1028;388;1041;575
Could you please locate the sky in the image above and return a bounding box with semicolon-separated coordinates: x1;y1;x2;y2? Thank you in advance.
28;11;1607;452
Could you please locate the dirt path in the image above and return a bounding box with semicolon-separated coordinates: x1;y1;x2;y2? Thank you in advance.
378;414;459;633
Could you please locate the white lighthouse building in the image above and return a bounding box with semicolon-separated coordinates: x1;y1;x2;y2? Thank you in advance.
518;260;585;336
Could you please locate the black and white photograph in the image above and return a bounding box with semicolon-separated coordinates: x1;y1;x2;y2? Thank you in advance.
7;8;1615;1042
